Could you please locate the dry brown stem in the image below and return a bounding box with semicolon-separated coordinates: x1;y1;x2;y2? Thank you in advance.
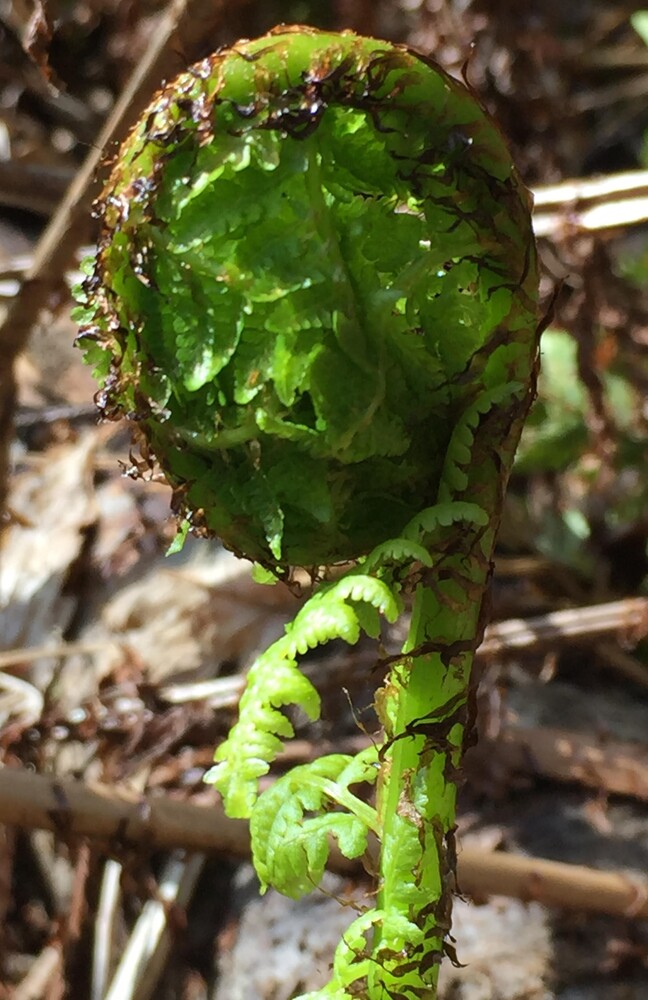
533;168;648;236
0;765;249;856
458;848;648;920
1;766;647;921
12;944;62;1000
477;597;648;660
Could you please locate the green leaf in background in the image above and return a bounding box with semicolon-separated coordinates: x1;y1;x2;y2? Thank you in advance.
631;11;648;46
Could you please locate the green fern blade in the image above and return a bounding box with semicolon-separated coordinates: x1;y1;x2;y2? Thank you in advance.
250;751;379;898
206;644;321;817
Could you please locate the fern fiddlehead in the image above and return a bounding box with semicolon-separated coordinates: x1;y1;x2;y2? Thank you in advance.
75;26;539;999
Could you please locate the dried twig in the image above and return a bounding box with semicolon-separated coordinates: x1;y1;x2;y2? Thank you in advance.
12;944;62;1000
160;647;381;708
533;168;648;236
92;859;122;1000
1;766;648;922
103;852;205;1000
478;598;648;660
0;766;249;855
534;169;648;207
458;847;648;920
0;640;120;671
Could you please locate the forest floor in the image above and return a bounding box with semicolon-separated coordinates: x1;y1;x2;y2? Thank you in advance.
2;2;648;998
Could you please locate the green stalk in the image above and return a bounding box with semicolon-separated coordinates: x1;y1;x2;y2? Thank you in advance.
373;645;469;991
372;385;534;994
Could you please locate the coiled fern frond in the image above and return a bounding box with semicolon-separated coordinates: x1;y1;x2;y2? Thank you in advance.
75;26;539;1000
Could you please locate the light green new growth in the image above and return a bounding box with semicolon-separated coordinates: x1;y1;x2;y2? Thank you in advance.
75;25;539;999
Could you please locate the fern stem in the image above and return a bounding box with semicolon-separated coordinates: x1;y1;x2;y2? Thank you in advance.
371;583;485;993
367;375;536;997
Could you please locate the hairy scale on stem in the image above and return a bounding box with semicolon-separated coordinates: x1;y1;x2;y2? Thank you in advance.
74;26;539;1000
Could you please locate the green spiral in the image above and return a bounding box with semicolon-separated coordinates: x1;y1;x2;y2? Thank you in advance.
75;25;537;569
